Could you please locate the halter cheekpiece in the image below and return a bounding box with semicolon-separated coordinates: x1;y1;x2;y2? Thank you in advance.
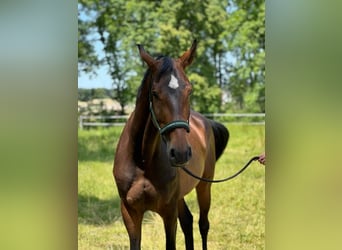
149;80;190;135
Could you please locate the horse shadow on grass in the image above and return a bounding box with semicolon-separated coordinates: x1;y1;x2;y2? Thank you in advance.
78;142;115;162
78;194;122;225
78;193;199;226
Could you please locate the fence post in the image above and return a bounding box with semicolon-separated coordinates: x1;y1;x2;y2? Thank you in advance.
79;116;83;129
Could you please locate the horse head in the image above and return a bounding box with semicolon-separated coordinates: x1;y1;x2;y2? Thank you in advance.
137;40;198;167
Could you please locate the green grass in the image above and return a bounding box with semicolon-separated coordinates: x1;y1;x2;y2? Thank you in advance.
78;124;265;249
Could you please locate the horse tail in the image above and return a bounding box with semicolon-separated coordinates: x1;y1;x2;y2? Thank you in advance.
209;120;229;160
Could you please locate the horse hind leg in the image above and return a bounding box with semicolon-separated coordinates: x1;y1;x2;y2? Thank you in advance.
120;200;143;250
196;182;212;250
178;198;194;250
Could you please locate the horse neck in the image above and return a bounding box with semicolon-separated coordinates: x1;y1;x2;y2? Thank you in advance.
130;70;176;178
141;119;176;178
130;72;158;165
132;74;151;130
141;115;161;158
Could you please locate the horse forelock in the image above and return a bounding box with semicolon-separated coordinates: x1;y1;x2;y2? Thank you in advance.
156;56;174;81
136;56;175;100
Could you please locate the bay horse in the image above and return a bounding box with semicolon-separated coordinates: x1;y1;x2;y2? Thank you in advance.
113;40;229;250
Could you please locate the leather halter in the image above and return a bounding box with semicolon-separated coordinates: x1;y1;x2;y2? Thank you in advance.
149;101;190;135
149;82;190;135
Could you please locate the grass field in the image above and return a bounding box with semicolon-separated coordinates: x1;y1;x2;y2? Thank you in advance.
78;124;265;249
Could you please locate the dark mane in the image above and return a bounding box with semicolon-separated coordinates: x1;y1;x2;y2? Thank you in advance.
136;68;152;103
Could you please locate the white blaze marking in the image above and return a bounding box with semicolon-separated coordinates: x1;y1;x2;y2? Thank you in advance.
168;74;179;89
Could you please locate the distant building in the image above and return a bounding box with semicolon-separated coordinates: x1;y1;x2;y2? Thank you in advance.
78;98;122;115
78;101;88;113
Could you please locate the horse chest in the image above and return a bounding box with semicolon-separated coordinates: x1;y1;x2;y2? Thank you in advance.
126;175;178;210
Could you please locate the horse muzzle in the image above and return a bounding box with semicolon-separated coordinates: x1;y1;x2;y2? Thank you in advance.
169;145;192;167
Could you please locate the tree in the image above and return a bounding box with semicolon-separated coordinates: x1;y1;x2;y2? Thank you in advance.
78;88;92;101
91;88;108;99
78;5;100;75
224;0;265;111
78;88;113;101
78;0;265;113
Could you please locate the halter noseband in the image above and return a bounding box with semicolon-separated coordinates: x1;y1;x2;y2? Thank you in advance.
149;101;190;135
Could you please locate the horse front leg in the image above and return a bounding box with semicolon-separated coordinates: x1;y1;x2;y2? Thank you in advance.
161;203;178;250
120;200;143;250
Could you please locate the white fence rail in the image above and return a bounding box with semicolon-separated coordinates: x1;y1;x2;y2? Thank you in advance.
79;113;265;129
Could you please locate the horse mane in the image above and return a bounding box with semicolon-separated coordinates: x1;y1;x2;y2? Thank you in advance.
136;68;151;104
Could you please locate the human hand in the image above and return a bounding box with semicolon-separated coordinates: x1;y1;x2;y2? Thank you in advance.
258;153;265;165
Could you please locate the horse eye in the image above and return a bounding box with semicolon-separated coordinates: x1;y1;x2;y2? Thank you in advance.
152;91;159;99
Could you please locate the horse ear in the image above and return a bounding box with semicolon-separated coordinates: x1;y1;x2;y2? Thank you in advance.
137;44;156;69
179;39;197;68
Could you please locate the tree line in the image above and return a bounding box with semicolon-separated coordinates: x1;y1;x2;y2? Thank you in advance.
78;88;113;102
78;0;265;114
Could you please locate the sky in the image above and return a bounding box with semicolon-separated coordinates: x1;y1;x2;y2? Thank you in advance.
78;35;113;89
78;7;112;89
78;64;112;89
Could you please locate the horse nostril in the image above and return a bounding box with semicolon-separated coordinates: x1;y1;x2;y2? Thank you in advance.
169;147;191;166
170;148;176;159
